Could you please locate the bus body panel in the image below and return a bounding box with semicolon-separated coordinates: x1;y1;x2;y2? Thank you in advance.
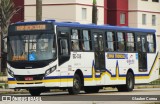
7;20;159;91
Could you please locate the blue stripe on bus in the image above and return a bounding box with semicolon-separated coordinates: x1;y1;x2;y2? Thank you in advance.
44;76;74;79
45;75;93;79
134;74;149;76
84;75;92;78
8;78;16;81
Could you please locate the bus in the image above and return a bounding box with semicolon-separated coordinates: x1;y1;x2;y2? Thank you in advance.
7;20;159;96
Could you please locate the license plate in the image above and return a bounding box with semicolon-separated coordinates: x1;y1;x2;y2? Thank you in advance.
25;76;33;81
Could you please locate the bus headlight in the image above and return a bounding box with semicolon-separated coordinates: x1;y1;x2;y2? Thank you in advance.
7;68;14;77
45;65;57;76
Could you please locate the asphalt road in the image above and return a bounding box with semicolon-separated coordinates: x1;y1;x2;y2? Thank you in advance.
1;88;160;104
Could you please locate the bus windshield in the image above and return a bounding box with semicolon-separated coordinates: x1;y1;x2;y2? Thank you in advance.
8;33;56;61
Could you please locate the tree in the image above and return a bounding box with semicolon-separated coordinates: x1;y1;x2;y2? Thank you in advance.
0;0;20;37
0;0;20;73
36;0;42;21
92;0;97;24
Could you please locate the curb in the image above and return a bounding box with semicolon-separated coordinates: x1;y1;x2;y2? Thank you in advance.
0;85;159;94
135;85;160;89
103;85;160;90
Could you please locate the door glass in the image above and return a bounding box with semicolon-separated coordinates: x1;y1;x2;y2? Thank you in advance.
137;35;147;71
137;36;141;52
93;33;105;71
93;33;98;51
99;34;104;51
142;37;146;52
93;33;99;68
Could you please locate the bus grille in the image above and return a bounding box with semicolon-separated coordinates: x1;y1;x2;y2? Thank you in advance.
14;74;44;81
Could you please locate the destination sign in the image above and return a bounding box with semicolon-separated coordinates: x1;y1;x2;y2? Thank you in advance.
16;24;46;31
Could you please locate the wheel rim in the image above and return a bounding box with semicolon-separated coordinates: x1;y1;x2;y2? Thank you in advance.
128;76;133;89
74;78;80;90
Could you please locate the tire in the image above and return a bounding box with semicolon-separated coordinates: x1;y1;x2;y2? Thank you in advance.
117;72;134;92
29;89;42;96
84;86;99;93
68;74;81;95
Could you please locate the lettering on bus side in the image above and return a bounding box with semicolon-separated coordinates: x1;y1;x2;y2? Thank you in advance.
73;54;81;59
107;53;128;59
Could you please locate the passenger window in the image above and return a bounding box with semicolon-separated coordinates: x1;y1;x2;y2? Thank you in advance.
117;32;125;51
82;30;92;51
106;32;115;51
147;34;155;52
126;33;135;52
71;29;80;51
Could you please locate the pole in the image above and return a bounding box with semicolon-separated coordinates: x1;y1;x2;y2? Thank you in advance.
92;0;97;24
36;0;42;21
0;0;2;72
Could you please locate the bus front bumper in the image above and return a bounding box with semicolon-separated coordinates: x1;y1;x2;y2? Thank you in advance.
8;80;60;89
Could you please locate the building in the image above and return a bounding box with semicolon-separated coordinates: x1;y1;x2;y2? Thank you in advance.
24;0;105;24
107;0;128;26
11;0;24;23
128;0;160;50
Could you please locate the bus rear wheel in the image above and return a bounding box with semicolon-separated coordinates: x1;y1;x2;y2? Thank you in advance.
117;72;134;92
68;74;81;95
29;89;42;96
84;86;100;93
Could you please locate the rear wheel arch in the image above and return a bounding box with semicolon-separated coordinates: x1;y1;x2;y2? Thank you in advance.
127;69;134;77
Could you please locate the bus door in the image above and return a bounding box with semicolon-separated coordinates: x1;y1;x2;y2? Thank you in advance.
137;34;147;71
57;27;70;86
92;31;106;72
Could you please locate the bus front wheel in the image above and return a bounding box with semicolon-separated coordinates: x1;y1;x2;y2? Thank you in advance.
29;89;42;96
68;74;81;95
117;72;134;92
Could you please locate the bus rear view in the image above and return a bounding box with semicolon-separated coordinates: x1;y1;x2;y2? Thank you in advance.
7;21;57;95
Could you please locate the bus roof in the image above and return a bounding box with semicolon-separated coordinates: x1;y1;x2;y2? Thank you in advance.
55;22;156;33
13;20;156;33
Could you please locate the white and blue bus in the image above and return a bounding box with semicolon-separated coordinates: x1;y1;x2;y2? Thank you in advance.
7;20;159;96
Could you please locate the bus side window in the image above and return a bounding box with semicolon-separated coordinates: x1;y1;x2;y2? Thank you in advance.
106;32;115;51
126;33;135;52
117;32;125;51
71;29;80;51
82;30;92;51
147;34;155;53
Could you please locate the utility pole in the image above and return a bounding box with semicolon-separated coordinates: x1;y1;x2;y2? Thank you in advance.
0;0;2;72
36;0;42;21
92;0;97;24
